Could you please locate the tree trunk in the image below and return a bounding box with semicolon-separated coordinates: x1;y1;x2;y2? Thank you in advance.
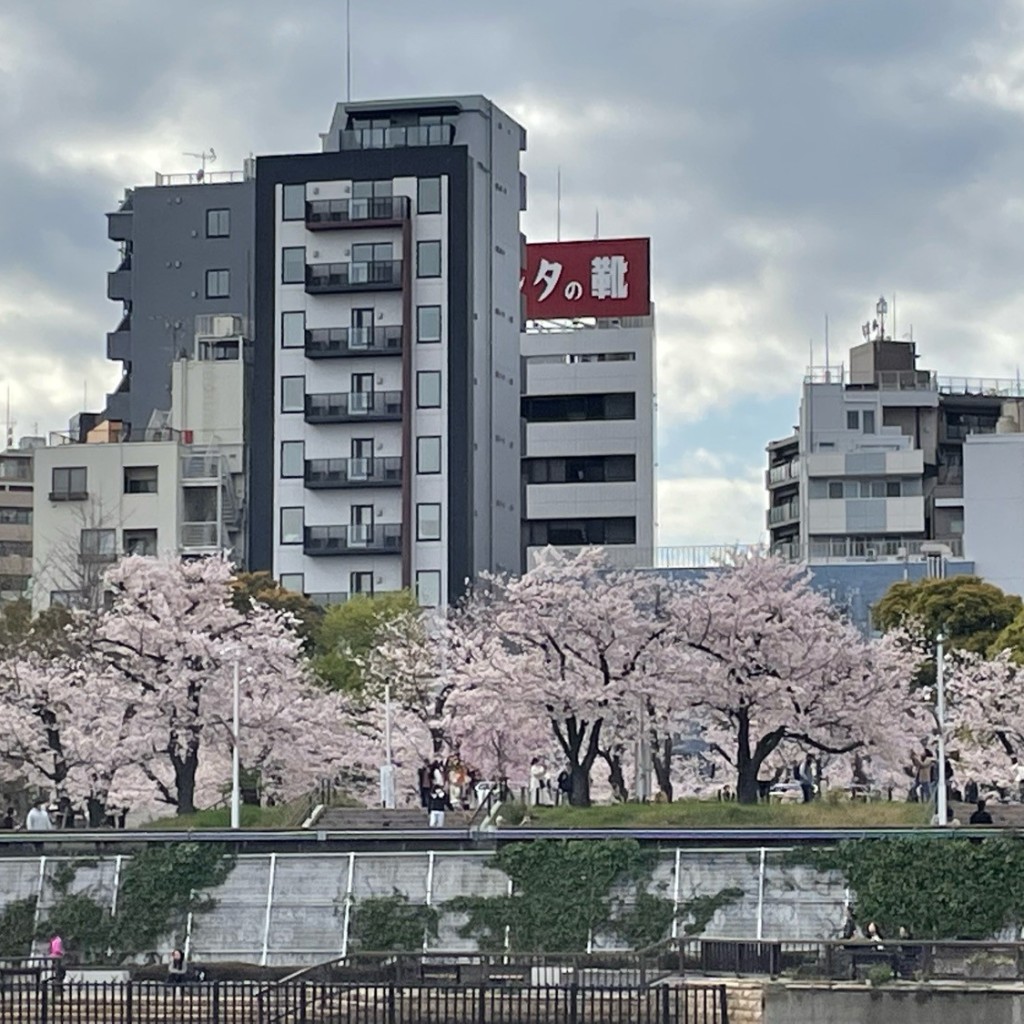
651;732;674;803
553;715;604;807
600;747;629;803
86;796;106;828
570;763;591;807
173;749;199;815
734;710;786;804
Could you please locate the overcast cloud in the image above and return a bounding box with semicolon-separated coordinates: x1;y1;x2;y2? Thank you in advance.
3;0;1024;545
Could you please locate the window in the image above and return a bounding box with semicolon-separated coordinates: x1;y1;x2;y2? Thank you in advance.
417;240;442;278
280;507;304;545
80;529;116;561
417;371;441;408
281;376;305;413
206;208;230;237
281;311;305;348
282;183;306;220
863;410;876;434
206;269;230;298
417;436;442;474
123;529;157;557
828;481;844;499
124;465;158;494
0;507;31;524
351;241;393;265
281;247;306;284
524;455;636;484
51;467;87;501
416;570;441;608
886;480;901;497
417;305;442;343
352;180;392;198
350;571;374;596
0;540;30;557
280;573;305;594
520;393;636;423
846;410;859;430
417;503;442;541
51;590;84;610
280;441;305;478
417;177;442;214
525;517;636;546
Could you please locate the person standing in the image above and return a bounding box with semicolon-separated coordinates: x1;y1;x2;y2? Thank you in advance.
48;933;65;993
797;756;816;803
1;806;15;830
417;761;432;810
969;799;994;825
25;801;52;831
529;758;548;807
911;749;935;803
427;786;447;828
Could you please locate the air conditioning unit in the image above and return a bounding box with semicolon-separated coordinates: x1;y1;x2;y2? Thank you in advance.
349;523;371;547
349;327;370;350
348;457;369;481
211;315;239;337
347;392;371;415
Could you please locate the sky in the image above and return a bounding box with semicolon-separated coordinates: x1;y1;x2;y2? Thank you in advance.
4;1;1024;547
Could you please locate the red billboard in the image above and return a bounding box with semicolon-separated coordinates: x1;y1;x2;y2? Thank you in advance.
522;237;651;320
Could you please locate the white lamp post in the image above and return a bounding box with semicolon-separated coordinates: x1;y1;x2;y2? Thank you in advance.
379;681;396;809
231;659;241;829
935;633;948;827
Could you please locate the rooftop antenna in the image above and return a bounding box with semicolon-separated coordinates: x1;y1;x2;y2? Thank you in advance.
595;208;600;240
824;314;830;380
5;384;11;450
876;295;888;340
892;293;897;344
346;0;352;102
556;167;562;241
183;148;216;181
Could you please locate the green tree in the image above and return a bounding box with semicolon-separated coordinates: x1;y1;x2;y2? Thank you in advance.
230;571;322;648
873;576;1021;655
313;590;419;694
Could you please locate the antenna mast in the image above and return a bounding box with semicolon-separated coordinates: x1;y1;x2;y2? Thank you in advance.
346;0;352;102
556;167;562;241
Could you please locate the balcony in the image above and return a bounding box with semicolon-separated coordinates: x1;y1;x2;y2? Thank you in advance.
339;124;455;151
180;522;221;551
306;196;410;230
107;268;132;302
305;325;403;359
767;500;800;527
306;260;403;294
305;457;403;489
107;317;132;361
308;592;349;607
766;460;799;488
304;524;403;556
305;391;403;424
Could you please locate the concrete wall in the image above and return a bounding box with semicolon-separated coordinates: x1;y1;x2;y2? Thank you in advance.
764;984;1024;1024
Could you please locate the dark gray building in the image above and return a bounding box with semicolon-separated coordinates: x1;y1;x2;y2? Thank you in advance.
104;171;255;435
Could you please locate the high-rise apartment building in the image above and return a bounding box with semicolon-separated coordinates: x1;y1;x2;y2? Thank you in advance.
520;239;656;570
249;95;527;606
767;304;1009;568
0;446;35;602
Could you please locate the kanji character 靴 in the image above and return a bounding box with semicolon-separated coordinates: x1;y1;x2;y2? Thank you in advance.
533;259;562;302
590;255;629;300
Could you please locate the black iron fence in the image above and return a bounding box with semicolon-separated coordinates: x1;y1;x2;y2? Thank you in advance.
0;980;728;1024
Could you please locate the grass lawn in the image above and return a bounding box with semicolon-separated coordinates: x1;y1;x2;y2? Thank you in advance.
505;798;931;829
143;802;306;830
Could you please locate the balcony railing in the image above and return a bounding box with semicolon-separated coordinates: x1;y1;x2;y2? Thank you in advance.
308;592;349;607
306;260;403;294
339;124;455;151
306;196;410;229
305;457;403;489
305;391;403;424
304;524;403;556
180;522;221;550
305;326;403;359
767;460;799;486
778;538;966;563
767;501;800;526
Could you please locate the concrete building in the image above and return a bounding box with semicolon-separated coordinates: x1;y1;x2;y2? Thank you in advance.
767;306;1009;571
250;95;526;607
104;168;254;436
32;328;246;611
0;446;35;602
521;314;656;569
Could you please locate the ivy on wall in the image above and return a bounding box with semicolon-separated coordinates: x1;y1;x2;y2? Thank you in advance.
803;836;1024;940
0;897;37;957
349;891;440;952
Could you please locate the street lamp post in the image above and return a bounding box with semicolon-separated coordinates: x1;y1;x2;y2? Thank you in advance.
936;633;948;827
231;659;241;829
379;681;395;809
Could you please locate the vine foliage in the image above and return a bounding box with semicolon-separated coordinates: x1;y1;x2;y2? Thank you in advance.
349;891;440;952
803;836;1024;940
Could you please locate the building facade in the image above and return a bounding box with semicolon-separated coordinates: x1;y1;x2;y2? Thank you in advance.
767;312;1008;571
105;171;254;436
250;95;526;607
0;446;35;602
521;315;656;569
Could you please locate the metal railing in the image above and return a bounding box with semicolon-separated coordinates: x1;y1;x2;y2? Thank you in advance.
304;391;403;423
304;457;402;488
767;501;799;526
306;196;410;227
154;169;246;186
304;524;402;556
305;325;403;358
180;522;220;549
339;124;456;150
939;376;1024;397
305;260;403;293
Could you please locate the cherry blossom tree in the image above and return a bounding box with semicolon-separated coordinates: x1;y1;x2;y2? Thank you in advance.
670;555;925;803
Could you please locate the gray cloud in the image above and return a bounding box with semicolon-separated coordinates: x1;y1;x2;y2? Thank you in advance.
4;0;1024;540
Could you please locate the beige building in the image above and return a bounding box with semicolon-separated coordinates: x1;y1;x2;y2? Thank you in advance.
0;447;35;602
31;319;245;611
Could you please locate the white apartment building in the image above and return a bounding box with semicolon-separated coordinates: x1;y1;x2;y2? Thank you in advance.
32;319;246;611
250;96;526;607
521;315;657;569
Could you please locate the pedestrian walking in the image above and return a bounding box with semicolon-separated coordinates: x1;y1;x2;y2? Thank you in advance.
427;786;447;828
25;801;52;831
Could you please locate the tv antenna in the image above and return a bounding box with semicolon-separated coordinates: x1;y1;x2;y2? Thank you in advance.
183;148;216;180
